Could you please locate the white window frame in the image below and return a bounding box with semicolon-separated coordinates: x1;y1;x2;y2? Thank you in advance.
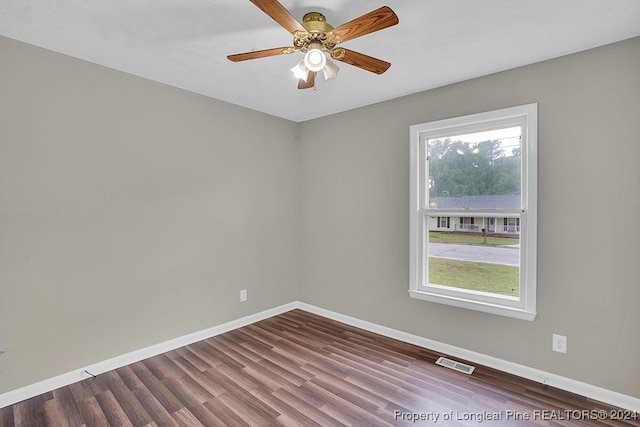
409;104;538;321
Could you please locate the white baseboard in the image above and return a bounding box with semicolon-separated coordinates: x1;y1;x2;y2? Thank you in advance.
0;302;297;409
296;302;640;412
2;300;639;413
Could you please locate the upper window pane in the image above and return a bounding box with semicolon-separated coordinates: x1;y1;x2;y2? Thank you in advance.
426;126;522;208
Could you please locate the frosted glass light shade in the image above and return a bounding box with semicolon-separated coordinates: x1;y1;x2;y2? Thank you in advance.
304;48;326;72
322;58;339;80
290;59;308;80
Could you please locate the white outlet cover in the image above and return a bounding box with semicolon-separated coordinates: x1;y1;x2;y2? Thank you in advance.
552;334;567;353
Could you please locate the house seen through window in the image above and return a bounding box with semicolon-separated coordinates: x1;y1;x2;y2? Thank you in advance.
409;104;537;320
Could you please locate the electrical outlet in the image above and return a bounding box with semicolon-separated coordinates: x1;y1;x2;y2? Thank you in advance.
552;334;567;353
240;289;247;302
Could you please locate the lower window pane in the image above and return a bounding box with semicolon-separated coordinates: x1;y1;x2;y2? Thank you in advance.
428;257;519;297
427;225;520;298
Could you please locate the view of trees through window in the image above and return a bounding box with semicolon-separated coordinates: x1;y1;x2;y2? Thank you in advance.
426;127;522;298
428;127;521;198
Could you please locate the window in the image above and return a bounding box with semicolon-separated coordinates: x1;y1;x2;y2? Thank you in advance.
437;216;450;228
409;104;537;320
459;217;475;231
503;217;520;233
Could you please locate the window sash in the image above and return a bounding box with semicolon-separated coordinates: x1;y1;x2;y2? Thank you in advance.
419;212;525;309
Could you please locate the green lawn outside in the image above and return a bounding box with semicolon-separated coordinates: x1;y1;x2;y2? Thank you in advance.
428;257;519;297
427;232;520;296
429;231;519;247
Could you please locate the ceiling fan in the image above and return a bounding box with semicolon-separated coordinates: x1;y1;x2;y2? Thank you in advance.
227;0;399;89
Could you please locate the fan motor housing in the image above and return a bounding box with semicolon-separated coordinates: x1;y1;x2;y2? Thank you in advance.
302;12;333;33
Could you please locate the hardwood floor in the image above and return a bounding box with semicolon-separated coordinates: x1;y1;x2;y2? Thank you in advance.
1;309;638;426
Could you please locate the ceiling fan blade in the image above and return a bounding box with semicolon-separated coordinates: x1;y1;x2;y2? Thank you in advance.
250;0;306;34
227;47;293;62
332;6;399;43
332;48;391;74
298;71;316;89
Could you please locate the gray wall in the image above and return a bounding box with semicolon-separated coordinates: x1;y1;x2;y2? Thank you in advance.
0;36;299;394
298;37;640;397
2;33;639;400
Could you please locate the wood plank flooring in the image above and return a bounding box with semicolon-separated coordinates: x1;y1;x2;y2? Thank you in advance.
1;309;639;426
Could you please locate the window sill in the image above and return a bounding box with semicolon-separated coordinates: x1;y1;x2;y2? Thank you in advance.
409;290;536;321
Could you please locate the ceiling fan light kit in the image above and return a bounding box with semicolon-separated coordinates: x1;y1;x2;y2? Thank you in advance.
228;0;399;90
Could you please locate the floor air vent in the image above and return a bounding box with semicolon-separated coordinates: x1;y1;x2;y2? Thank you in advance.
435;356;475;374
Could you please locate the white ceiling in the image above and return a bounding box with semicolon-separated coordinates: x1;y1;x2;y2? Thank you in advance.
2;0;639;122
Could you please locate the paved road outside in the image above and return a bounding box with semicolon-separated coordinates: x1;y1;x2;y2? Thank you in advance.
429;242;519;266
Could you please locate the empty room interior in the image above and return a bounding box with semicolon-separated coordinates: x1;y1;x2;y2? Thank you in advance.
1;1;640;425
